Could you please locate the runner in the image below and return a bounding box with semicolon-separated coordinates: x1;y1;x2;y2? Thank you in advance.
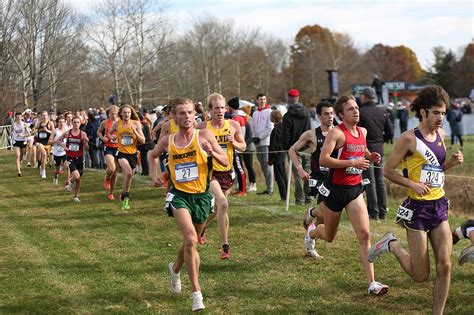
57;116;89;202
196;93;246;259
22;109;36;167
148;97;228;311
97;105;119;200
50;116;69;185
304;95;389;295
368;85;464;314
108;105;145;210
10;112;30;177
288;100;334;256
33;111;55;179
452;220;474;265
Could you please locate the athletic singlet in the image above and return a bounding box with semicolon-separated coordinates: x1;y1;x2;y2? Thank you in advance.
329;124;366;186
12;122;28;142
104;119;118;148
404;128;446;201
35;121;52;145
169;119;179;135
167;129;211;194
206;120;233;172
52;128;67;157
310;127;329;179
66;130;84;158
117;120;137;154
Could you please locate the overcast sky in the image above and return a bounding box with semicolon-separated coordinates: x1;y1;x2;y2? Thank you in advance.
69;0;473;70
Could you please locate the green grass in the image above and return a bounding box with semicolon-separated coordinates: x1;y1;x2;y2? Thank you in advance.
0;149;473;314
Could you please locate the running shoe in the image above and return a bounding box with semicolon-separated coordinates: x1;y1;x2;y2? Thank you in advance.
122;197;130;210
27;162;31;167
453;220;474;245
220;244;230;260
247;183;257;192
65;182;72;192
303;207;315;230
368;281;390;295
53;177;58;185
40;169;46;179
73;197;81;203
104;178;111;190
232;191;247;197
190;291;205;312
17;172;22;177
168;262;181;293
368;232;397;263
107;193;115;201
458;245;474;266
305;224;321;258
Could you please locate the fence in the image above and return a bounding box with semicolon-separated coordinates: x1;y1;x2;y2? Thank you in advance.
0;125;11;149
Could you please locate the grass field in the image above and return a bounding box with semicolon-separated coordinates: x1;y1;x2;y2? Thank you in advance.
0;145;473;314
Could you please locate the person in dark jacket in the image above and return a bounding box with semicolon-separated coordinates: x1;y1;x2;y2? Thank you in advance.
371;74;385;104
85;111;101;168
281;89;311;204
446;102;464;148
386;103;396;144
359;88;394;220
269;110;287;201
137;112;154;176
397;101;409;133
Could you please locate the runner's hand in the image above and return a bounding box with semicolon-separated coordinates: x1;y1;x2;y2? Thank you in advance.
410;181;430;196
227;133;234;143
450;150;463;166
352;157;370;170
201;141;213;156
151;175;163;187
297;167;310;180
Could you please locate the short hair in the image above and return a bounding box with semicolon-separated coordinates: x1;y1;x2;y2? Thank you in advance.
256;93;266;99
207;93;226;109
270;109;283;123
316;100;334;116
334;95;355;119
170;97;193;115
410;85;450;121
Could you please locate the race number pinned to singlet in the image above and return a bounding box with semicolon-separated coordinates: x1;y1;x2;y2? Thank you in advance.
121;135;133;146
175;162;198;183
397;205;413;221
345;157;363;175
319;166;329;173
39;131;48;139
420;164;445;188
308;179;318;187
318;183;330;197
69;143;80;151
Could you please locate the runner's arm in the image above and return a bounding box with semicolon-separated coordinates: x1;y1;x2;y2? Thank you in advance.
133;121;146;144
228;120;246;152
200;129;228;167
148;136;169;186
289;130;315;180
97;121;108;143
82;131;89;151
108;122;117;140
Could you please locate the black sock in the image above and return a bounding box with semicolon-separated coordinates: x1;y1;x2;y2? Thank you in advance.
222;244;230;253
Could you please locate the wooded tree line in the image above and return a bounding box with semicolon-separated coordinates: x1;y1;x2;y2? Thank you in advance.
1;0;472;116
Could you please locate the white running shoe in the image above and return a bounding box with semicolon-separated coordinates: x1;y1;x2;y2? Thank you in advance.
459;244;474;266
368;232;397;263
304;224;321;258
303;207;315;230
53;177;58;185
190;291;205;312
40;169;46;179
368;281;389;295
66;182;72;192
73;197;81;203
168;262;181;293
247;183;257;192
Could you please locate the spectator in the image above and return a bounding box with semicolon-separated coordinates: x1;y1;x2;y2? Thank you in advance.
241;104;257;192
227;97;247;196
137;112;154;176
281;89;311;205
386;102;396;144
446;102;464;148
397;101;409;134
358;88;393;220
371;74;385;104
85;111;101;168
252;93;274;195
268;110;287;201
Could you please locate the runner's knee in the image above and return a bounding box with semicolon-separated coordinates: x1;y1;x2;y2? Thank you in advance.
183;234;198;251
412;269;430;283
435;259;451;276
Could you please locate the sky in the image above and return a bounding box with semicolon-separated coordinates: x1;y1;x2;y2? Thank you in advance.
69;0;473;70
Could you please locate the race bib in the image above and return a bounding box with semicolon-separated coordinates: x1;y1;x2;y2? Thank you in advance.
69;143;79;152
175;162;198;183
362;178;371;185
165;192;174;202
345;157;363;175
420;164;444;188
39;132;48;139
318;183;330;197
319;166;329;173
397;205;413;221
121;136;133;146
308;179;318;187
